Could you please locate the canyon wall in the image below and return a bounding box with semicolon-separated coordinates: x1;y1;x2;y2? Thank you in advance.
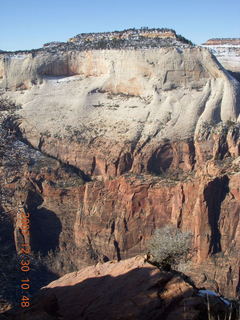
0;45;239;299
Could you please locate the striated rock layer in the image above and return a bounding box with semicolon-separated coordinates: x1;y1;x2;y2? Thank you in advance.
0;40;240;299
2;121;239;299
202;38;240;82
203;39;240;46
0;47;240;178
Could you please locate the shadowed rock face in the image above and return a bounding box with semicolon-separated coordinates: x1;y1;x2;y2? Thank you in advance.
2;257;237;320
0;37;240;302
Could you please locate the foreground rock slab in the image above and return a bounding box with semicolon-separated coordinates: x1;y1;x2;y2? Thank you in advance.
2;256;235;320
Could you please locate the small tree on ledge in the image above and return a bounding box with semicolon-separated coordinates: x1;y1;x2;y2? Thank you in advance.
147;225;193;271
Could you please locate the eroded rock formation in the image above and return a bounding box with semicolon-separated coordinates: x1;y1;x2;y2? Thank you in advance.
1;44;239;179
0;30;239;307
1;115;239;300
202;38;240;82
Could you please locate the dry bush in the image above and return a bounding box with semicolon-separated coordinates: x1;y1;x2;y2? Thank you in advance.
147;225;193;271
0;96;21;112
35;246;80;276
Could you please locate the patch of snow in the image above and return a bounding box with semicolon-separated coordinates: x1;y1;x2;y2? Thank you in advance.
12;140;46;160
219;297;231;306
203;48;239;56
10;54;27;60
203;45;240;48
198;289;219;297
198;290;231;306
43;75;82;84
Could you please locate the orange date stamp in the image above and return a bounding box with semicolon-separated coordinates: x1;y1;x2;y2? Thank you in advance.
18;209;31;308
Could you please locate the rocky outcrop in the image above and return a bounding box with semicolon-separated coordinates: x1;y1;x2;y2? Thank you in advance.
0;31;240;304
68;28;177;43
2;256;236;320
202;38;240;82
203;39;240;46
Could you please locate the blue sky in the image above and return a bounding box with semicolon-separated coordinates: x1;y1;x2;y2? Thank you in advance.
1;0;240;51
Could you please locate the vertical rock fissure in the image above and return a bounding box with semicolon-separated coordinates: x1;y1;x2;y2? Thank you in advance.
204;176;229;255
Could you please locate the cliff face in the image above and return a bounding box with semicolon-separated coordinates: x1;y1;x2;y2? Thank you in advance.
203;39;240;46
0;40;240;301
202;38;240;82
2;130;239;298
17;131;239;297
0;47;240;179
68;28;177;43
